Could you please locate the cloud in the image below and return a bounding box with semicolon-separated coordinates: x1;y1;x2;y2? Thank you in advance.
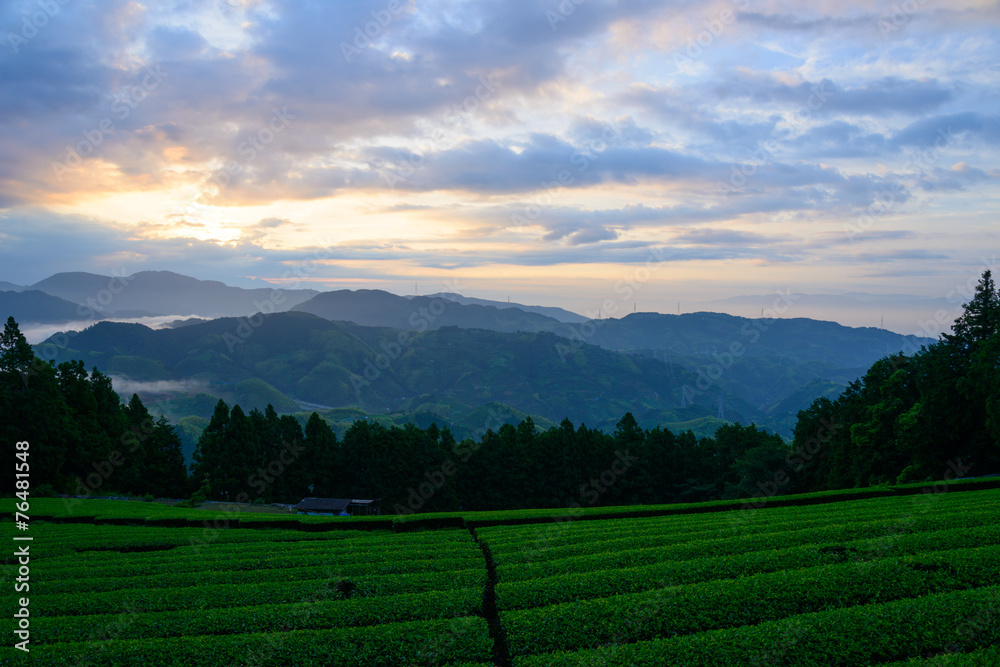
671;228;778;246
890;113;1000;149
567;226;618;245
917;163;999;191
785;121;889;158
256;217;292;229
0;0;996;304
712;73;955;118
736;11;880;33
109;376;206;395
21;314;204;345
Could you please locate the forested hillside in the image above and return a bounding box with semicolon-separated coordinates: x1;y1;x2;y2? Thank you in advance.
36;307;931;438
2;271;996;508
791;270;1000;487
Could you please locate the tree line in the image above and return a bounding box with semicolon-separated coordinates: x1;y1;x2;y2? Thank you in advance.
1;317;186;498
2;269;997;509
0;311;792;507
191;404;794;511
789;269;999;489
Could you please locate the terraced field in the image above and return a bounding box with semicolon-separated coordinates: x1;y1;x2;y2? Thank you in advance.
3;483;1000;665
3;523;492;666
482;488;1000;665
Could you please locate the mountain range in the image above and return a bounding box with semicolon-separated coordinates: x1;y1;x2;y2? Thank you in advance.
1;271;320;322
2;270;939;457
291;289;570;333
4;269;955;337
34;307;933;445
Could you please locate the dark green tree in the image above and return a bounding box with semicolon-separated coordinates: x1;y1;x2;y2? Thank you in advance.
191;399;231;499
0;318;72;491
118;394;157;494
790;269;1000;492
304;412;338;496
945;270;1000;352
57;360;112;483
147;416;188;497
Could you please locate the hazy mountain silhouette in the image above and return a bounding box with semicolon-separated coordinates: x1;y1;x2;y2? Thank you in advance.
38;309;934;438
27;270;319;318
292;289;564;332
0;290;82;323
552;311;934;369
415;292;588;323
10;270;939;439
695;292;954;335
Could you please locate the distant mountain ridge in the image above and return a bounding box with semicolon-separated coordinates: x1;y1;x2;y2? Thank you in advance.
291;289;565;332
554;311;934;369
4;269;953;344
695;292;956;335
2;271;588;331
413;292;588;323
8;269;939;439
38;312;713;434
0;290;81;323
26;270;320;319
38;308;935;439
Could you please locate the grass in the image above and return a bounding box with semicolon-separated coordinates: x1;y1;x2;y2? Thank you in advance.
3;482;999;665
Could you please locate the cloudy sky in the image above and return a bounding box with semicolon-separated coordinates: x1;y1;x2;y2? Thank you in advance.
0;0;997;329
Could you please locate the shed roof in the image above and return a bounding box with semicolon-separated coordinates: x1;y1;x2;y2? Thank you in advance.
292;497;378;512
293;498;351;512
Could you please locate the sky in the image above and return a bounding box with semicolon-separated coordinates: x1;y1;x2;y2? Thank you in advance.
0;0;998;332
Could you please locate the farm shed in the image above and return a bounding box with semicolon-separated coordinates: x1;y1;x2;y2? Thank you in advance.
292;497;381;516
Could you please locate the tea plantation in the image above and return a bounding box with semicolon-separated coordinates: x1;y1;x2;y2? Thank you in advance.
3;483;1000;665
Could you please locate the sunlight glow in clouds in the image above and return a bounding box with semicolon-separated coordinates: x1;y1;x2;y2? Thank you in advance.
0;0;998;323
